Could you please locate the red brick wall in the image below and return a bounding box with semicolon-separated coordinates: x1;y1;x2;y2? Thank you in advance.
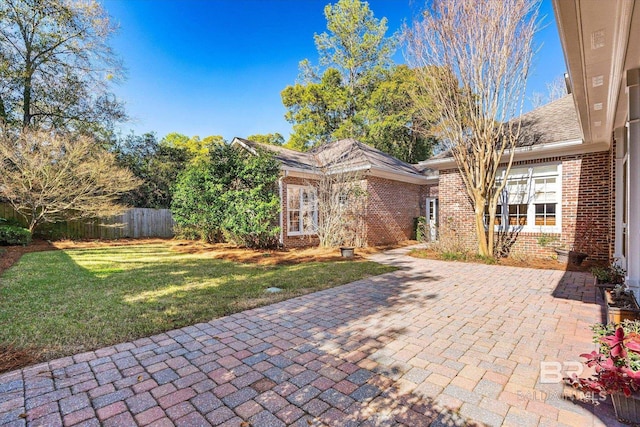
364;176;423;246
436;151;612;260
280;174;426;248
437;169;478;250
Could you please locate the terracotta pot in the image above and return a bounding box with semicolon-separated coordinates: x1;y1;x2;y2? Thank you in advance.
612;393;640;425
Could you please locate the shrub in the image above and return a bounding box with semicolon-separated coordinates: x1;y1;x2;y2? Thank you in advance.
171;145;281;248
0;224;32;246
414;216;427;241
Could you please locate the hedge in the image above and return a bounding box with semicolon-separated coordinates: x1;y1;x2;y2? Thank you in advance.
0;224;32;246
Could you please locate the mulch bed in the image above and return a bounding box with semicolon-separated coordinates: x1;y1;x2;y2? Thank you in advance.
409;248;601;272
0;240;57;276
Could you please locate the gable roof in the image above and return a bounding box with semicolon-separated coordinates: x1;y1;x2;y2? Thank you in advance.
516;95;582;146
231;137;432;184
232;138;316;171
421;95;591;169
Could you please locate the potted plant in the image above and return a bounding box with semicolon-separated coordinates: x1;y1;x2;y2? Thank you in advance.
566;323;640;424
592;262;626;298
606;285;640;325
535;233;588;265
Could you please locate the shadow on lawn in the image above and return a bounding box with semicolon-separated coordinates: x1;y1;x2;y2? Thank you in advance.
0;245;419;369
0;247;477;426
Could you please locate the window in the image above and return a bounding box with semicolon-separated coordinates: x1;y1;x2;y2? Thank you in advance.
489;164;561;232
287;185;317;235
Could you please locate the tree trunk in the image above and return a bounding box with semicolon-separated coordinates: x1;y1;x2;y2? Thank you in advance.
0;95;6;122
474;198;490;256
22;79;32;127
22;63;33;127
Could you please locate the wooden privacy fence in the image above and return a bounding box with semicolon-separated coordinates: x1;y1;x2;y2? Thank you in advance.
0;204;175;239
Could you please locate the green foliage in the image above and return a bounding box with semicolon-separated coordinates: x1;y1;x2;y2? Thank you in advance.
162;133;226;164
114;132;190;209
282;68;350;150
0;224;32;246
171;145;281;248
536;233;560;247
591;263;626;284
246;133;285;146
171;163;227;243
281;1;435;162
362;65;436;162
221;152;281;248
414;216;427;241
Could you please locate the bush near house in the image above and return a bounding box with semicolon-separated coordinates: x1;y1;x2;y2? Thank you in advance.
171;145;281;248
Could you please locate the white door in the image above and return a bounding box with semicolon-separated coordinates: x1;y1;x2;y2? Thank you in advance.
426;198;438;241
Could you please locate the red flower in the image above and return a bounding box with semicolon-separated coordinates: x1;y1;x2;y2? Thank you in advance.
602;327;627;358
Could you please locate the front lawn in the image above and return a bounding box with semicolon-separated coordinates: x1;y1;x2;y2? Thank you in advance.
0;243;394;366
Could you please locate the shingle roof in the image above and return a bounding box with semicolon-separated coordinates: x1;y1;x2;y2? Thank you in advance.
516;95;582;146
234;138;316;171
234;137;427;179
427;95;583;160
309;138;424;177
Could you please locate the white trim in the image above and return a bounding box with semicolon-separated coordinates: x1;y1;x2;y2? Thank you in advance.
230;137;257;155
614;126;627;269
286;184;318;237
368;166;433;184
419;138;610;170
627;70;640;295
491;162;563;234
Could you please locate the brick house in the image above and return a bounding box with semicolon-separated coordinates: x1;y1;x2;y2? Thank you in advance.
233;93;615;257
232;90;618;263
418;95;612;261
551;0;639;294
231;137;434;248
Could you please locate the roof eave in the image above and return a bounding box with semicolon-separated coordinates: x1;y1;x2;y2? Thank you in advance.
419;138;606;170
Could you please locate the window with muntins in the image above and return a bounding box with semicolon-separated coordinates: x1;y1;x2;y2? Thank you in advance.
287;185;317;236
489;164;561;232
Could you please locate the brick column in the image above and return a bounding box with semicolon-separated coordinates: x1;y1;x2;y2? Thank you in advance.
628;68;640;295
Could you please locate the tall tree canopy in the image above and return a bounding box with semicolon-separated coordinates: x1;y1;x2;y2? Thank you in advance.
406;0;539;256
162;133;226;164
246;133;285;146
114;132;190;209
281;0;436;162
0;0;124;130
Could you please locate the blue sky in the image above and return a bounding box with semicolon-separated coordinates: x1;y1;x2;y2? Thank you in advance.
103;0;567;142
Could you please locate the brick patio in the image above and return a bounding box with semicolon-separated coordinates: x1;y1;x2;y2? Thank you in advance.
0;247;625;426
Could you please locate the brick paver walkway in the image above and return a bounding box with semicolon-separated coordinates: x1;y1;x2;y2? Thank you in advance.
0;247;624;426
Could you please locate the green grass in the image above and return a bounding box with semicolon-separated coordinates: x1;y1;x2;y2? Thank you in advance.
0;244;394;360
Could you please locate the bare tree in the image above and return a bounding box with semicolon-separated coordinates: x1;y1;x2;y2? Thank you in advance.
0;0;124;129
0;128;140;232
406;0;539;256
530;75;567;108
307;148;367;248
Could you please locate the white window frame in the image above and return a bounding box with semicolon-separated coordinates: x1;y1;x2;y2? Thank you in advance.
286;185;318;236
492;163;562;233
